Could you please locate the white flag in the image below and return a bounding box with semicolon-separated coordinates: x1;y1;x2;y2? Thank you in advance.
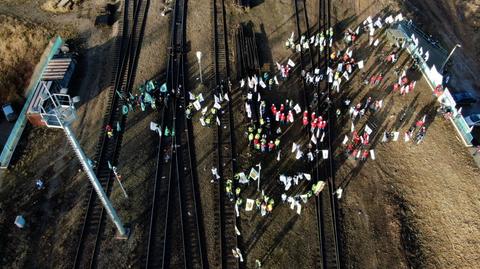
370;149;376;160
311;134;317;144
216;116;221;126
342;135;349;144
197;93;204;102
189;91;195;100
276;61;282;70
385;15;394;24
337;63;343;72
304;173;311;180
357;60;364;69
395;13;403;21
351;121;355;132
259;79;267;88
322;150;329;159
288;59;296;67
365;124;373;135
214;102;221;110
249;167;259;180
150;122;159;131
240;79;245;88
291;142;298;153
295;149;303;159
296;203;302;215
382;132;388;142
320;132;325;142
193;100;202;111
294;104;301;114
373;39;380;47
366;16;372;24
424;51;430;62
224;93;229;101
245;199;255;211
393;132;400;141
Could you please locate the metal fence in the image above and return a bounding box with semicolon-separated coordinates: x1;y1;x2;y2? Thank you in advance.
392;23;474;146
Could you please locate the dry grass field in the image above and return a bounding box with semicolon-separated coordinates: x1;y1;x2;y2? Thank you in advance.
0;15;49;105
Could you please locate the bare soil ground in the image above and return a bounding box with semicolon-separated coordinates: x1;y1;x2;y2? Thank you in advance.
330;1;480;268
1;0;480;268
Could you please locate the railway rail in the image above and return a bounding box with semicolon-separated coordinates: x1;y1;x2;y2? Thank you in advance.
73;0;150;268
315;0;341;268
211;0;240;268
293;0;341;268
145;0;205;267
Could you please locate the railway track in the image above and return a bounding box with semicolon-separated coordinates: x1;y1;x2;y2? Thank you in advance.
293;0;309;111
211;0;240;268
145;0;205;267
73;0;149;268
315;0;341;268
293;0;341;268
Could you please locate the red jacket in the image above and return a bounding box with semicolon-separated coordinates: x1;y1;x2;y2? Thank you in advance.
302;117;309;126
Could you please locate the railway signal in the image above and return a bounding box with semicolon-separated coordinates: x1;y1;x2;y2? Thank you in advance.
108;161;129;199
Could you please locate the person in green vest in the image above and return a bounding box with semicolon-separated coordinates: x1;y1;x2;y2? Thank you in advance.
259;118;265;126
235;187;241;197
226;179;233;201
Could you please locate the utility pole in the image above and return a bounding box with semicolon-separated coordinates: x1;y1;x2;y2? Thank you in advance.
196;51;203;83
441;44;461;72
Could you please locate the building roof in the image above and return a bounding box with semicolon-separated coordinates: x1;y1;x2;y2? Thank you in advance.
42;58;72;81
